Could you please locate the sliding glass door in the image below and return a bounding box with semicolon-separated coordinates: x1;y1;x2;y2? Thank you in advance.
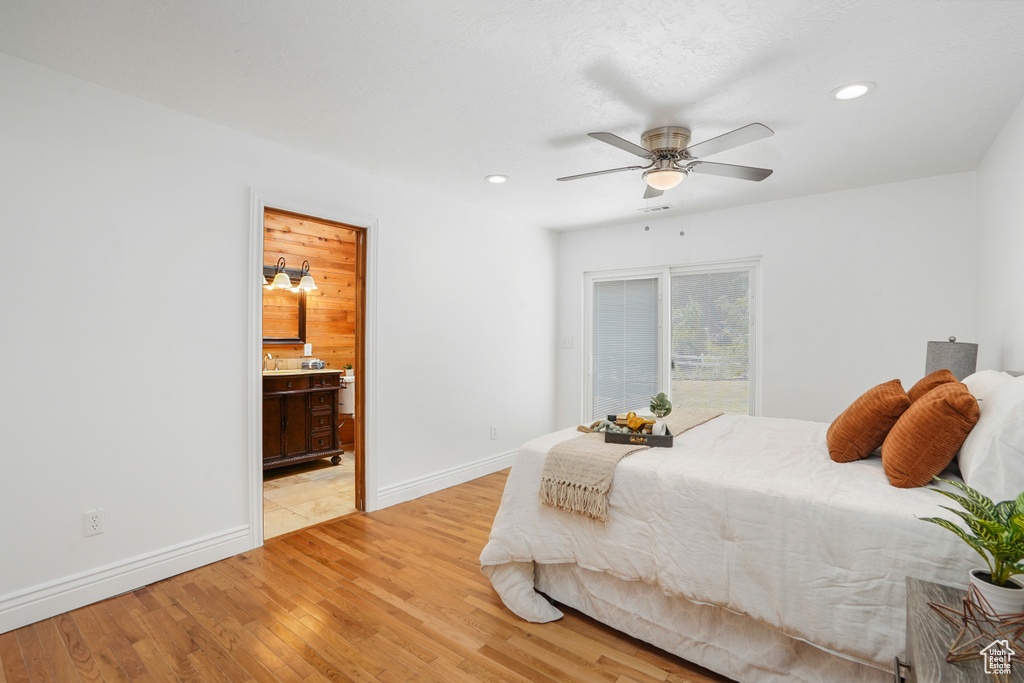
584;260;758;421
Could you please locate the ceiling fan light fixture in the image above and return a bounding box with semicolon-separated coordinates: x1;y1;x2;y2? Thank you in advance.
560;122;774;198
643;168;686;190
832;81;876;100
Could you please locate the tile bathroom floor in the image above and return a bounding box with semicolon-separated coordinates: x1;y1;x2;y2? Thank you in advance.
263;455;358;539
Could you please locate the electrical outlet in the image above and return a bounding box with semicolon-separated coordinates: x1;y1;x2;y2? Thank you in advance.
84;509;105;537
560;336;573;349
303;343;312;357
490;425;498;440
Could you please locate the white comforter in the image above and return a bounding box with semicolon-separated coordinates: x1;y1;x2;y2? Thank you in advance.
480;415;976;669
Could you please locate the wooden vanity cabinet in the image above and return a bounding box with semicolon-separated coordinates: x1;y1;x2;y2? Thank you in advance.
262;372;344;470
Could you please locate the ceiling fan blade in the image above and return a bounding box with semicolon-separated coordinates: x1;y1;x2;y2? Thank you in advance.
557;165;645;182
643;185;664;199
683;123;774;159
688;161;773;181
588;132;654;159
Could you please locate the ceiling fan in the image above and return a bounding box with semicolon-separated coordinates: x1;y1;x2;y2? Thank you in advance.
557;123;775;199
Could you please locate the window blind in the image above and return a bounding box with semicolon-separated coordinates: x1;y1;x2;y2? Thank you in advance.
670;269;751;414
592;277;659;420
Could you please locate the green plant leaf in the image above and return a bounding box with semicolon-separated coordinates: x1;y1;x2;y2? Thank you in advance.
649;392;672;418
980;519;1011;542
940;506;1000;542
995;500;1017;526
921;517;992;566
989;541;1024;564
933;489;997;522
936;478;998;517
950;479;998;507
1017;491;1024;515
1011;513;1024;536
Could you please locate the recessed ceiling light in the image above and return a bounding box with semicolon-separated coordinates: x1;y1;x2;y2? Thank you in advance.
831;82;876;101
485;174;508;184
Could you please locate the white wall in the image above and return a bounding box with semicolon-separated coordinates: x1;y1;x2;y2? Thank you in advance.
557;173;977;427
976;92;1024;373
0;54;557;631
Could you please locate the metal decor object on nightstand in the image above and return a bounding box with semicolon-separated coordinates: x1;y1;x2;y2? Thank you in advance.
901;577;1024;682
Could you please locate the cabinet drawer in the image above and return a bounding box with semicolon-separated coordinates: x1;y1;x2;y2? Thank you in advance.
309;374;341;388
311;429;334;452
311;412;333;430
310;391;335;408
264;376;304;393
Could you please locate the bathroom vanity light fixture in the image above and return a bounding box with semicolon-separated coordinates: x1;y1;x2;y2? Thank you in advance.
263;257;318;292
271;257;292;289
297;260;317;291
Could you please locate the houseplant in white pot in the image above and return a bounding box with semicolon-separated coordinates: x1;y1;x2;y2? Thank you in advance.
920;478;1024;614
649;393;672;435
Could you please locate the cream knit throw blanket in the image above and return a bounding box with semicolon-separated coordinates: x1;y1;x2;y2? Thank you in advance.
539;409;723;522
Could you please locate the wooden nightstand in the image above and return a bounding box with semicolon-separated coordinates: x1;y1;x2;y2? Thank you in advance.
902;576;1024;682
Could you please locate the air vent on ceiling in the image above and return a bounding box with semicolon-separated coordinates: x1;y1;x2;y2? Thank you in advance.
637;205;672;213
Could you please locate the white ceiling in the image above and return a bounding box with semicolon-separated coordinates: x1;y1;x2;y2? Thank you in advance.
3;0;1024;230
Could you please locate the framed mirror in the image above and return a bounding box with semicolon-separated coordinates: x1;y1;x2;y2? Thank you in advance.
262;263;307;345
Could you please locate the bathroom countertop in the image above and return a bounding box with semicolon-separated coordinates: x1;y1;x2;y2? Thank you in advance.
262;368;346;376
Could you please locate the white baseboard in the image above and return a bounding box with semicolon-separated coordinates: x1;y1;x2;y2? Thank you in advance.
0;526;250;634
375;449;516;510
1;449;515;633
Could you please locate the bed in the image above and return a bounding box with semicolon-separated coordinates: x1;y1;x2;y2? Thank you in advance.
479;413;983;683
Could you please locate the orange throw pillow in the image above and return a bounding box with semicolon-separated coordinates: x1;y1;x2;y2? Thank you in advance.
881;382;980;488
907;368;957;403
827;379;911;463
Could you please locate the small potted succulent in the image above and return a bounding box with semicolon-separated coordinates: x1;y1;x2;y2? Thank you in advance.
649;393;672;436
920;478;1024;614
344;363;354;377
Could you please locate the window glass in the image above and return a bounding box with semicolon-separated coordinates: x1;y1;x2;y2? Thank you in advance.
670;270;750;414
592;277;659;420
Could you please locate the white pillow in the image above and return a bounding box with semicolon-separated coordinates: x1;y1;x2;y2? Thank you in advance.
959;375;1024;502
962;369;1014;403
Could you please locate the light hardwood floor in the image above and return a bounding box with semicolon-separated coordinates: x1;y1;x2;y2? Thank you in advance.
0;469;732;683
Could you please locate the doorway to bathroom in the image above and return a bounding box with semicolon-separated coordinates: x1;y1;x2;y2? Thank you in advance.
260;207;367;539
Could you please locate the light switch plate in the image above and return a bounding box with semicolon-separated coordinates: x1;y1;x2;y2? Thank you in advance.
303;343;312;357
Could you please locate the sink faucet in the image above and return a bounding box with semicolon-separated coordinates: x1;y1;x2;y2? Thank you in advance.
265;353;272;371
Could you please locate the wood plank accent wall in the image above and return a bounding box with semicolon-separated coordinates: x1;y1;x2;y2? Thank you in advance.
262;208;358;372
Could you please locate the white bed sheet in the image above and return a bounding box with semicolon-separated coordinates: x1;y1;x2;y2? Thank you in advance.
480;415;976;670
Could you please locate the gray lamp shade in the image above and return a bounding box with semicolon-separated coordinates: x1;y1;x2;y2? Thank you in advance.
925;337;978;381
